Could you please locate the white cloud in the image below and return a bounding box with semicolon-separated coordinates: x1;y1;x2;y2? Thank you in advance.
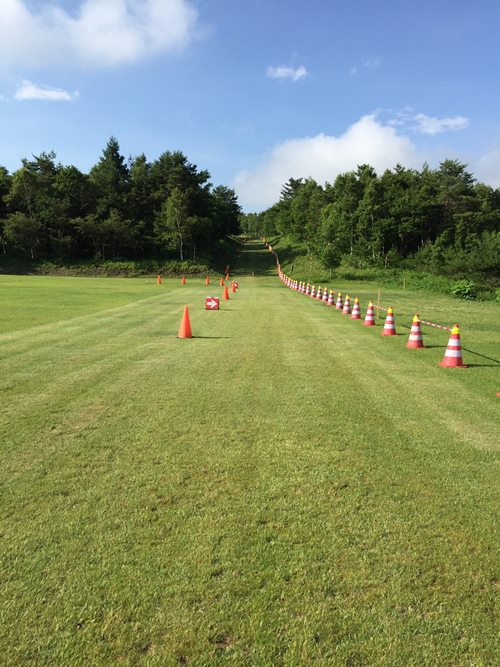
0;0;200;69
413;113;470;135
475;149;500;188
386;108;470;135
234;114;422;211
349;56;381;75
14;80;79;102
266;65;308;82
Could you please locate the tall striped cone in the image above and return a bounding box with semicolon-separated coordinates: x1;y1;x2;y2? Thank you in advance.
407;314;424;349
177;306;192;339
327;290;334;306
157;275;162;285
205;275;210;286
381;307;397;336
363;300;376;326
316;286;322;301
311;285;316;298
439;325;467;367
322;287;329;303
350;297;361;320
223;285;230;300
219;276;224;286
181;275;186;285
342;295;351;315
336;292;343;310
305;283;311;296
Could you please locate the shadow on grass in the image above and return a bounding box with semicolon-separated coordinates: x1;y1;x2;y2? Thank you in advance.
462;348;500;365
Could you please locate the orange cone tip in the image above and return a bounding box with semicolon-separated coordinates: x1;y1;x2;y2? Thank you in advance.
177;306;192;339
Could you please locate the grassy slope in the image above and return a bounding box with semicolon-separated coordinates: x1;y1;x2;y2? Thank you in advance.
1;241;499;666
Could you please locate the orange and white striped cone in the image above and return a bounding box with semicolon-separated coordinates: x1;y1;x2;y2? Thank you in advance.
327;290;334;306
363;301;376;326
406;314;424;349
381;307;396;336
316;286;322;301
350;297;361;320
439;325;468;368
322;287;329;303
336;292;343;310
342;295;351;315
305;283;311;296
311;285;316;298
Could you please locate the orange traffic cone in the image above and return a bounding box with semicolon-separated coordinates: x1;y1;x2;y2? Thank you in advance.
177;306;192;338
219;276;224;286
205;275;210;286
350;297;361;319
157;275;162;285
311;285;316;298
327;290;334;306
363;301;376;326
407;314;424;348
223;285;230;300
316;286;322;301
342;295;351;315
181;275;186;285
336;292;343;310
322;287;329;303
225;272;230;280
231;282;236;293
381;307;396;336
439;325;467;367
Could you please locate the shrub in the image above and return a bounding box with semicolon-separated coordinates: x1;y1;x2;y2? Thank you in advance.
451;279;477;300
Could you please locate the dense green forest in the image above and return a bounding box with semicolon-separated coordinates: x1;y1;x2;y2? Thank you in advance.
0;137;241;266
241;161;500;285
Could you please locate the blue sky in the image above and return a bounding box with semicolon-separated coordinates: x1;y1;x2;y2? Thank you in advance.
1;0;499;211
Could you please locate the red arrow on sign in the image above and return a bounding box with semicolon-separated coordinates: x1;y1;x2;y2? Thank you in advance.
205;297;220;310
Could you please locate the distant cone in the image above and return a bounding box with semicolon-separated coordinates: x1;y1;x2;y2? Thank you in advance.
205;275;210;286
311;285;316;298
157;275;162;285
181;275;186;285
350;297;361;319
305;283;311;296
381;307;397;336
225;272;230;280
407;314;424;349
327;290;334;306
231;282;236;293
336;292;343;310
342;295;351;315
322;287;329;303
439;325;467;367
316;286;322;301
177;306;192;338
363;301;376;326
219;276;224;286
223;285;230;300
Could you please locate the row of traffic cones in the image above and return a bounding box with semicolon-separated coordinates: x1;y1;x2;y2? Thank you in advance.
279;272;467;367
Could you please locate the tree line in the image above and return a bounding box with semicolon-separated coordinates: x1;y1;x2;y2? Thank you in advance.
241;160;500;280
0;137;241;263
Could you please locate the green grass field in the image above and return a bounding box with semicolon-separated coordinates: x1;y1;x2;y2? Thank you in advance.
1;241;499;666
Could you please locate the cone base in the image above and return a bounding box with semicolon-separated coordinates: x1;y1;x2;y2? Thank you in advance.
438;361;467;368
407;342;424;349
362;322;376;326
381;331;397;336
